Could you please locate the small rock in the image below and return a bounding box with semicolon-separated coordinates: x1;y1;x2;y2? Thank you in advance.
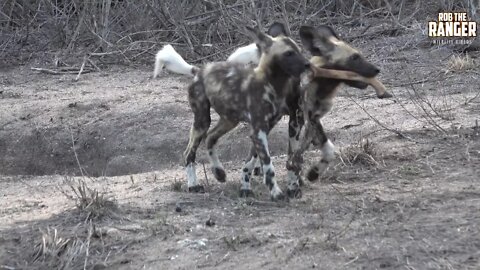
178;238;208;249
92;263;107;270
106;227;120;236
206;218;215;227
175;203;182;213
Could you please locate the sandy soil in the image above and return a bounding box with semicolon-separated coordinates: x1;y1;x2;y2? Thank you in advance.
1;23;480;270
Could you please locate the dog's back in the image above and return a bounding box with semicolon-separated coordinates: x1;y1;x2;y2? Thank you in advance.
190;61;262;122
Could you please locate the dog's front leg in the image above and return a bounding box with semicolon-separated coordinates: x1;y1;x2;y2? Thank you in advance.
286;107;305;198
305;118;335;182
287;120;315;183
241;114;282;197
252;157;263;176
250;128;284;201
239;145;258;197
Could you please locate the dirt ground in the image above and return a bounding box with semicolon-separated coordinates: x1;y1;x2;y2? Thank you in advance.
1;21;480;269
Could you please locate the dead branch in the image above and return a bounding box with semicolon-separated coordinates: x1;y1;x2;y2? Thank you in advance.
74;56;88;81
31;67;94;75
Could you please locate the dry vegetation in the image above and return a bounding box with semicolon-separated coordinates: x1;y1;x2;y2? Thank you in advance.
60;177;118;220
1;0;480;269
1;0;478;66
445;54;476;73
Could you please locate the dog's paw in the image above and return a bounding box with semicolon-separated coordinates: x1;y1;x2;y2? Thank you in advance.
298;176;305;187
239;189;255;198
253;166;263;176
287;187;302;199
270;186;286;202
306;166;320;182
212;167;227;182
188;185;205;193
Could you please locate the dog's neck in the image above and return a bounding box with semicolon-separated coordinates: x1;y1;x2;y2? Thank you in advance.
254;53;273;80
254;56;292;97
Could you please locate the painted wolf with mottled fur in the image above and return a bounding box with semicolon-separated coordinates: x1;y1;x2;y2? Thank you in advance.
243;25;389;198
183;23;310;201
284;25;389;184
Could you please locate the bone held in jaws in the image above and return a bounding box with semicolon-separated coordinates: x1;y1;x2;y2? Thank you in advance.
310;66;391;99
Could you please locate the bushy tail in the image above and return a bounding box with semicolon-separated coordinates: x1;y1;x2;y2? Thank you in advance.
153;44;199;78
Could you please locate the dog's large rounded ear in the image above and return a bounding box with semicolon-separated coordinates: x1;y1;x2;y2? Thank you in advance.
315;25;339;40
267;22;288;37
246;26;273;50
299;26;316;52
300;25;335;55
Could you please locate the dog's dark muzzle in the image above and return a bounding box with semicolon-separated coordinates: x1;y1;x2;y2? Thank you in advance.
363;65;380;78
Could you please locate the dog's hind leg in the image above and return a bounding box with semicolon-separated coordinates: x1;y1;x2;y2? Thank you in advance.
184;126;208;192
184;82;211;193
205;118;237;183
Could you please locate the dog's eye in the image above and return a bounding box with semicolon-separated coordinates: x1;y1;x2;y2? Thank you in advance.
351;54;360;61
284;51;294;57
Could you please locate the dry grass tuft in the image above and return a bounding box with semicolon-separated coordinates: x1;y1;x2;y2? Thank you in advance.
61;177;118;220
445;54;476;73
146;211;179;237
222;233;261;251
339;139;380;167
31;225;97;270
171;178;183;192
32;228;71;266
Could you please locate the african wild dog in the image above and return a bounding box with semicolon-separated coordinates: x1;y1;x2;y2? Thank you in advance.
243;25;388;198
154;23;386;199
285;25;387;183
183;23;310;201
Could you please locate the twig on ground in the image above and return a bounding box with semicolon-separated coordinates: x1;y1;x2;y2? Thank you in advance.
75;55;87;81
69;128;85;178
202;162;210;189
31;67;93;75
345;90;416;142
87;58;101;72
